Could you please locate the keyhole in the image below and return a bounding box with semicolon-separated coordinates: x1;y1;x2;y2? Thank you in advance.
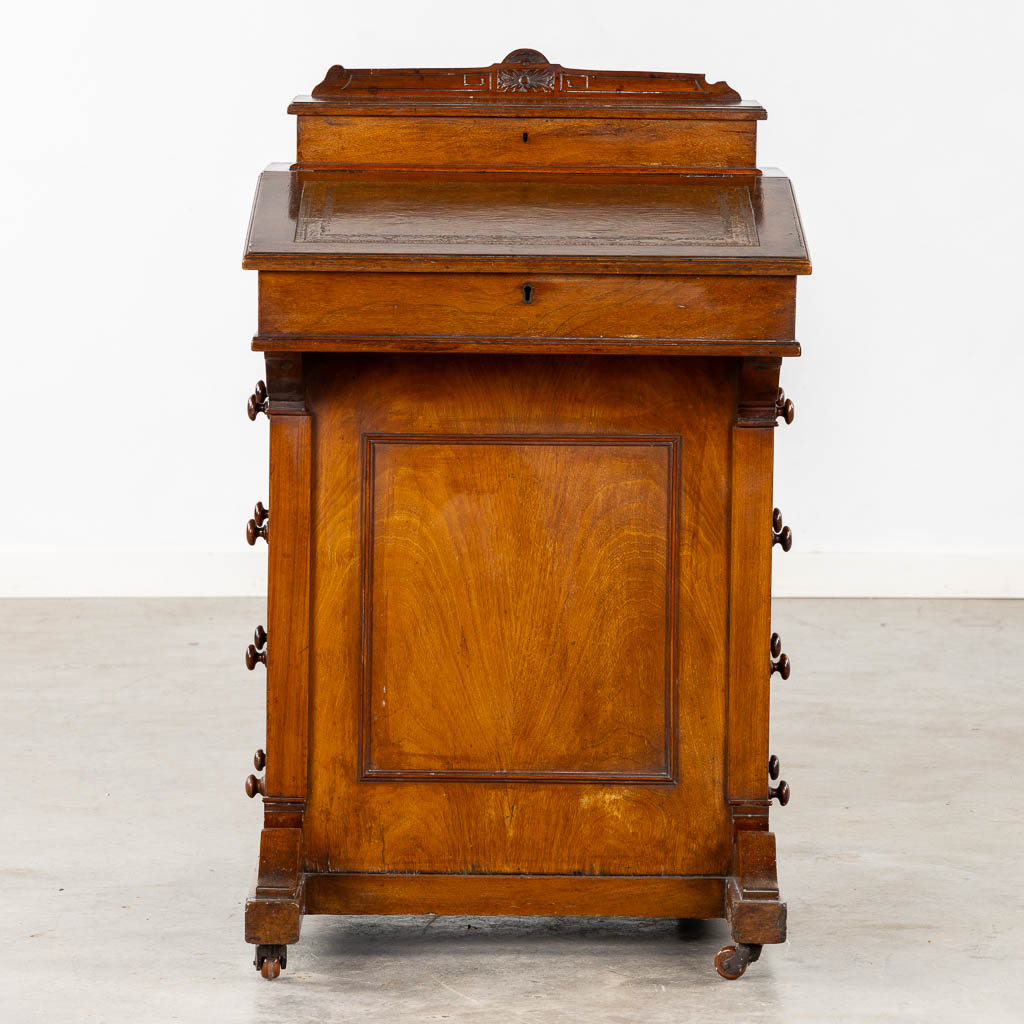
522;131;529;143
522;283;534;304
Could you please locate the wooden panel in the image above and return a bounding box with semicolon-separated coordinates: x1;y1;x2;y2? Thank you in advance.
258;272;796;341
265;414;311;798
304;873;724;919
296;116;755;171
362;435;678;782
727;424;775;800
305;355;734;877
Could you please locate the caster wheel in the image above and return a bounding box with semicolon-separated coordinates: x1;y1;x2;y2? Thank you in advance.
714;942;762;980
714;945;746;980
254;943;287;980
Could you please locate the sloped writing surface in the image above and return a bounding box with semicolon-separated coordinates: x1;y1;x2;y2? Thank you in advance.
244;168;809;273
295;180;758;251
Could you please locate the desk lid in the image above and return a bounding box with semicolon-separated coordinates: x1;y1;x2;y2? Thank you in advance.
243;167;810;275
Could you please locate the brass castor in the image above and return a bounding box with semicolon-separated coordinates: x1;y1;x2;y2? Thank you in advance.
254;944;287;980
714;942;762;980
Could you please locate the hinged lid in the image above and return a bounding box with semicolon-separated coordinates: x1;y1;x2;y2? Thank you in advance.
244;167;810;275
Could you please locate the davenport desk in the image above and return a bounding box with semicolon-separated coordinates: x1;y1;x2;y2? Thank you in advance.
240;50;811;981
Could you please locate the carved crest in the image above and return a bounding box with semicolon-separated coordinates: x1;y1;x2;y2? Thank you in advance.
496;66;556;92
309;49;741;104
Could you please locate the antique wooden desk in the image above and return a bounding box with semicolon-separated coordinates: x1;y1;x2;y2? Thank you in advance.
240;50;811;981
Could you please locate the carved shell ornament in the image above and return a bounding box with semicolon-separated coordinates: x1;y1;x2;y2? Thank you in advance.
497;66;556;92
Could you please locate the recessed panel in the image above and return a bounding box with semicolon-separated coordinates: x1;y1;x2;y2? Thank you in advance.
296;180;757;249
362;435;678;782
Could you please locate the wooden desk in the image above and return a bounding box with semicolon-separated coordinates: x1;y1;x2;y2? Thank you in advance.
240;50;811;982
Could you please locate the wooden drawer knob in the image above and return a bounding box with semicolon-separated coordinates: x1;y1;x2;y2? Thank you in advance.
775;388;795;425
246;626;267;670
246;519;268;545
247;380;269;421
253;748;266;770
772;508;793;551
768;754;780;780
770;633;790;679
246;504;269;546
245;774;266;798
769;780;790;806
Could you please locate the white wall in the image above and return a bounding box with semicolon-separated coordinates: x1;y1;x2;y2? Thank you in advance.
2;1;1022;597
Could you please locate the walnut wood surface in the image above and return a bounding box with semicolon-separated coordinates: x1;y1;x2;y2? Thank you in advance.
265;396;311;799
727;360;778;801
296;116;756;173
362;435;677;782
244;170;810;275
257;272;796;342
304;873;724;918
304;354;733;876
241;54;810;974
253;336;801;357
306;50;745;107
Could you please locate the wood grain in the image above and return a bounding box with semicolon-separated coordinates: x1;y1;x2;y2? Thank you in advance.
304;872;724;919
306;50;745;107
257;272;796;341
241;54;809;970
304;355;733;877
265;409;311;799
296;116;756;173
253;335;801;357
727;359;779;802
361;435;677;782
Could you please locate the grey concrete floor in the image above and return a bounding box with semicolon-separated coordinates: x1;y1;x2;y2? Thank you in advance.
2;598;1022;1022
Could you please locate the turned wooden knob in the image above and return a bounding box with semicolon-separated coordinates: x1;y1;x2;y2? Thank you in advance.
247;380;269;421
246;518;268;545
253;502;269;525
769;633;790;679
245;643;266;670
771;507;793;552
245;774;265;798
253;625;267;649
253;748;266;770
769;780;790;806
775;387;795;425
768;754;780;780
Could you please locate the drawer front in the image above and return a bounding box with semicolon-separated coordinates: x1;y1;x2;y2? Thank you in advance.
258;272;795;341
296;115;755;172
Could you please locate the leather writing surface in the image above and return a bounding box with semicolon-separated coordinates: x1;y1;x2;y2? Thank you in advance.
295;180;758;250
244;169;810;272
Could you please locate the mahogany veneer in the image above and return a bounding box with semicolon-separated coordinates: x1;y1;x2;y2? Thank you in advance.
241;49;811;982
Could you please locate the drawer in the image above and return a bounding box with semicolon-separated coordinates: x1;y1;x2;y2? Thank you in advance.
257;272;796;341
296;115;755;172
